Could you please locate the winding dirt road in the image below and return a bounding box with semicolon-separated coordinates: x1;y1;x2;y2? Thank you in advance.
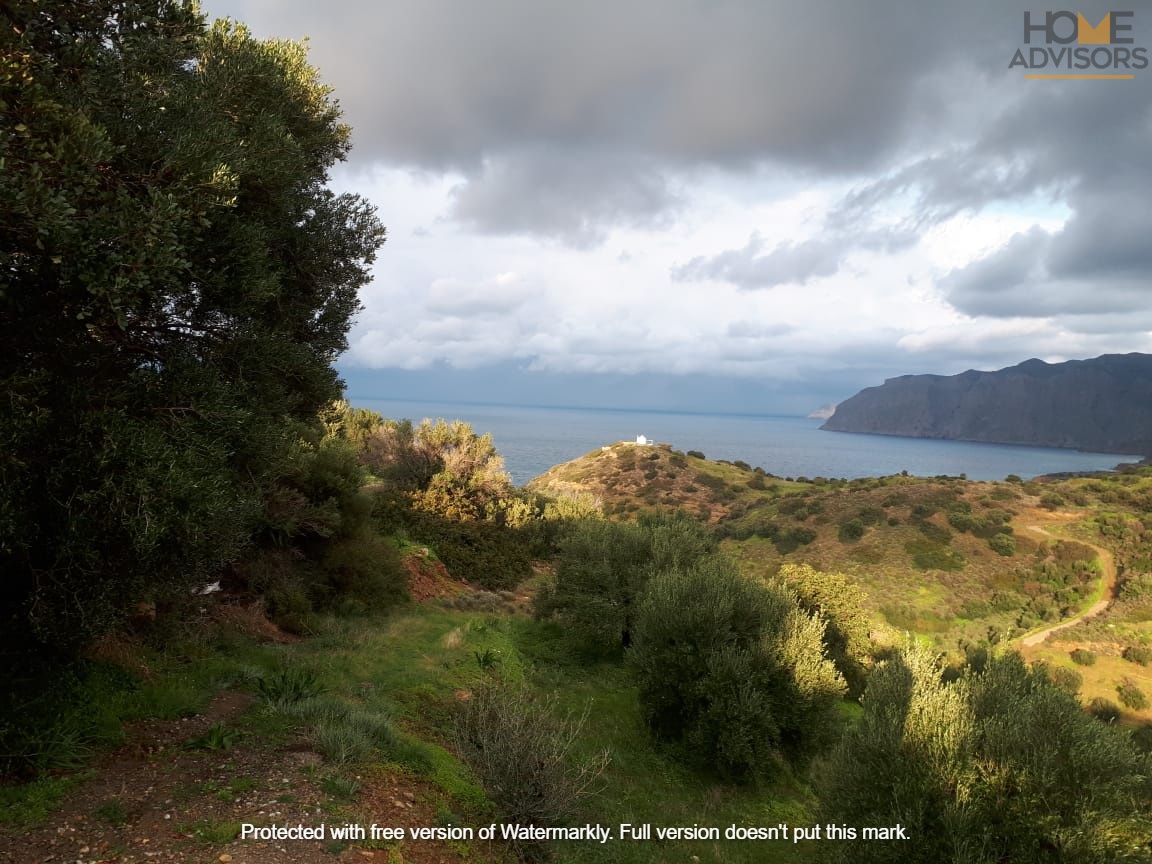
1018;522;1118;647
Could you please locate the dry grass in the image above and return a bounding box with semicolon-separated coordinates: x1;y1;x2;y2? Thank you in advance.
1023;638;1152;725
527;442;802;523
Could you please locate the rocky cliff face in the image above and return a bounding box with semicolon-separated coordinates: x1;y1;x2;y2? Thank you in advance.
821;353;1152;456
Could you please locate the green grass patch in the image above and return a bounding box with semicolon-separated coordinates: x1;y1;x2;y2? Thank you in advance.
177;818;243;844
0;773;91;827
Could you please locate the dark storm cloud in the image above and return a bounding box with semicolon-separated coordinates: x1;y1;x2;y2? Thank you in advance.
448;151;680;247
939;174;1152;323
269;0;982;171
841;40;1152;326
209;0;1010;244
941;227;1052;316
1048;187;1152;280
211;0;1152;360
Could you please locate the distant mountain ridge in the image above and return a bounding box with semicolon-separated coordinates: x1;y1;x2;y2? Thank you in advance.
821;353;1152;457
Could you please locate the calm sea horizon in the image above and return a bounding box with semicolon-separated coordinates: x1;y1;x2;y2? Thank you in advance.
349;398;1139;486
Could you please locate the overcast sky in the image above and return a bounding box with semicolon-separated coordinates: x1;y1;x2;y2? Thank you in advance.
202;0;1152;414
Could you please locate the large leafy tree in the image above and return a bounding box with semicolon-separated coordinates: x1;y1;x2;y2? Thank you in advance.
0;1;384;653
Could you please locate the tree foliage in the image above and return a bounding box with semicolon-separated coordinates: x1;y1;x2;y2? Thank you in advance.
630;558;845;779
345;413;516;521
816;647;1152;863
0;1;384;654
778;563;873;696
536;512;716;658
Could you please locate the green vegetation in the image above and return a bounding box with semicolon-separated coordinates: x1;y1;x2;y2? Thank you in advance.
534;513;716;657
1089;697;1123;723
1124;645;1152;666
631;558;844;779
92;799;130;826
1035;661;1084;695
817;648;1150;863
6;4;1152;862
1071;648;1097;666
778;564;872;696
1;0;385;662
454;682;609;830
1117;679;1149;711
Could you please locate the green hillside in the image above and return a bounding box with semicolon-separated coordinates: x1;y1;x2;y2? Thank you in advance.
530;444;1148;655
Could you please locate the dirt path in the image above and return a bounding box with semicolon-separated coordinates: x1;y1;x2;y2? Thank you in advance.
1018;522;1118;647
0;690;502;864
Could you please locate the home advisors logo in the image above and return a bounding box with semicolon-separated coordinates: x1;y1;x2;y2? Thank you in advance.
1010;11;1147;78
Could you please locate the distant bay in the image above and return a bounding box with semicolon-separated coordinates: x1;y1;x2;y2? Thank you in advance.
349;398;1138;486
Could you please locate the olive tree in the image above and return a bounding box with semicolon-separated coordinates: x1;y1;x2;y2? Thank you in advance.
816;647;1152;863
630;558;845;779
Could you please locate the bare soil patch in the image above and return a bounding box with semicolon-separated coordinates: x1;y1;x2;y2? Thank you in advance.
0;692;504;864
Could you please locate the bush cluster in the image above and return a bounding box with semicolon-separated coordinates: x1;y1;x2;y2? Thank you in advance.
630;558;844;779
1122;644;1152;666
535;513;715;658
817;650;1150;862
1117;679;1149;711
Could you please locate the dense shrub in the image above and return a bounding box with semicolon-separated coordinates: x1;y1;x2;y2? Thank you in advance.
774;526;817;554
309;533;406;616
1132;724;1152;754
910;503;939;520
536;513;715;657
905;539;965;572
1122;645;1152;666
630;558;844;779
1035;662;1083;695
915;520;953;544
1089;697;1122;723
714;508;779;541
837;520;865;543
405;512;531;591
243;437;407;623
987;533;1017;557
686;450;705;460
959;599;991;619
778;564;872;697
947;508;978;533
1071;648;1097;666
1117;679;1149;711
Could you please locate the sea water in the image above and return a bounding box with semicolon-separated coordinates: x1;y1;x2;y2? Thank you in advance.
350;399;1138;486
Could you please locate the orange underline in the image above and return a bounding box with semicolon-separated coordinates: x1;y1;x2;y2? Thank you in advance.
1025;73;1134;79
